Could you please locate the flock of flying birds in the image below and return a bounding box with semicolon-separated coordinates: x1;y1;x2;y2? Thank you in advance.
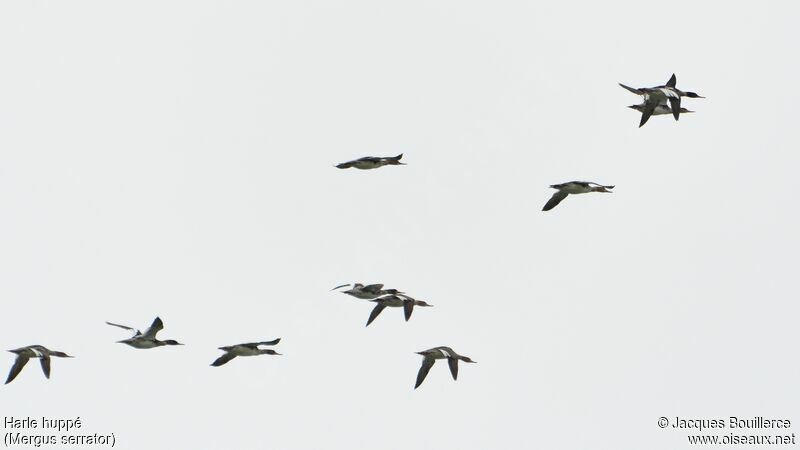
330;282;473;388
5;318;283;385
6;74;703;389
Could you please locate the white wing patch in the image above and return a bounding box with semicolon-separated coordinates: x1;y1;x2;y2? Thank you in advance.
659;88;679;98
439;348;452;358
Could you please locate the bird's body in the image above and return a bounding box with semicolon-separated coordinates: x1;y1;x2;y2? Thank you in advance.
211;339;282;367
620;74;703;127
5;345;73;384
542;181;614;211
332;283;402;300
365;294;432;326
414;346;475;389
336;154;405;170
628;102;693;116
106;317;183;349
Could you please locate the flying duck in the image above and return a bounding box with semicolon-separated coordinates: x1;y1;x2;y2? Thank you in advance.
336;154;405;170
365;294;432;327
331;283;403;300
620;74;703;126
414;346;476;389
542;181;614;211
5;345;73;384
106;317;183;349
211;339;282;367
628;102;693;116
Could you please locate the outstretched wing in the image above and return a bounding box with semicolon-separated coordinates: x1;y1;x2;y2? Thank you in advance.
39;356;51;379
448;358;459;380
414;357;435;389
366;304;387;327
5;356;30;384
665;73;677;88
142;317;164;340
241;338;281;348
668;96;681;121
639;97;660;127
210;353;237;367
362;284;384;294
542;191;569;211
106;321;141;337
403;300;415;321
619;83;644;95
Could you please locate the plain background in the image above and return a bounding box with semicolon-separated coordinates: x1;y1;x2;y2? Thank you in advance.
1;1;798;449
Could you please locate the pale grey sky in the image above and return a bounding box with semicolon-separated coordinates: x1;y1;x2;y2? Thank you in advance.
1;1;798;449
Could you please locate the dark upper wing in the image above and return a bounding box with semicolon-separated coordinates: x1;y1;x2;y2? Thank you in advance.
542;191;569;211
668;96;681;120
210;353;237;367
403;300;414;321
362;284;384;294
619;83;644;95
143;317;164;339
414;357;435;389
40;355;51;379
366;303;387;327
106;321;140;336
665;73;677;88
639;97;660;127
6;356;30;384
241;339;281;348
448;358;459;380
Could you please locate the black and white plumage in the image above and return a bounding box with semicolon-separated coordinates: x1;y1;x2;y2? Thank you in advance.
628;102;693;116
365;294;432;327
106;317;183;349
331;283;403;300
5;345;73;384
335;154;405;170
210;339;282;367
620;74;703;127
414;346;476;389
542;181;614;211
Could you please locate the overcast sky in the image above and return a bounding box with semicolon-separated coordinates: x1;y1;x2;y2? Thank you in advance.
1;1;798;449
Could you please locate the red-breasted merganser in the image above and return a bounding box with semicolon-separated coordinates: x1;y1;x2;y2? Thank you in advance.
542;181;614;211
210;339;282;367
5;345;73;384
620;73;704;126
336;154;405;170
331;283;403;300
414;346;476;389
106;317;183;349
365;294;432;327
628;102;693;116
